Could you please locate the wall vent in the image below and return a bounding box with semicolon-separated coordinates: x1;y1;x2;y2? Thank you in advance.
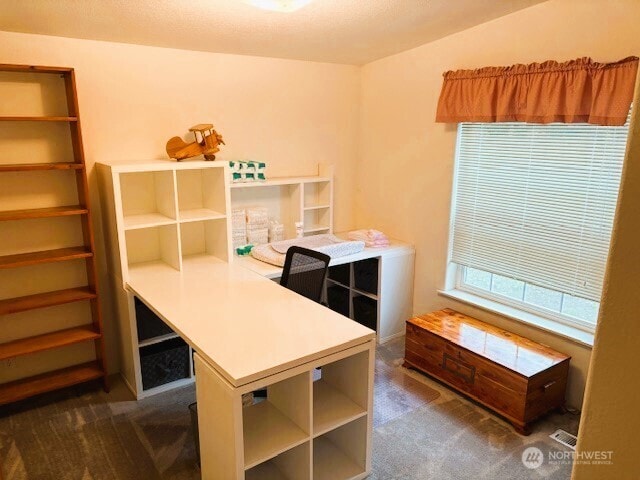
550;429;577;450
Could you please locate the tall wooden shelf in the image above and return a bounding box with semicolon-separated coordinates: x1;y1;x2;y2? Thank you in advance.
0;162;84;172
0;63;108;405
0;116;78;122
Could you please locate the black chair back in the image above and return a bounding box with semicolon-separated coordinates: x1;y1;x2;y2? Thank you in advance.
280;246;330;303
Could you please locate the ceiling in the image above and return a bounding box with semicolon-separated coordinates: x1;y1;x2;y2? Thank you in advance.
0;0;547;65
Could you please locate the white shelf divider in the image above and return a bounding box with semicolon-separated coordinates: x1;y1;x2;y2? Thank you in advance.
124;213;176;230
138;332;179;348
178;208;226;223
245;441;311;480
303;205;330;211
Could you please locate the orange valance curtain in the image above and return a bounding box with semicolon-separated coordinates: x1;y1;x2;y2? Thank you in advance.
435;56;638;126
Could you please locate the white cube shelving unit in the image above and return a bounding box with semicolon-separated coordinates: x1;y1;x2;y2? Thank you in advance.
230;164;333;240
195;341;374;480
97;160;231;398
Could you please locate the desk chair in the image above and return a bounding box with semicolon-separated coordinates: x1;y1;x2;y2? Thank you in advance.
280;246;331;303
253;247;331;400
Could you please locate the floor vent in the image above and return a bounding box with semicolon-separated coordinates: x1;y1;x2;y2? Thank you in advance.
550;429;577;450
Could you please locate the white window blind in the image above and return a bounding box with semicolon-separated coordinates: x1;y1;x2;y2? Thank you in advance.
450;114;630;302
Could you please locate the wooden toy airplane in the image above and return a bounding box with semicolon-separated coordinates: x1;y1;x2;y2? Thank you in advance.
166;124;225;161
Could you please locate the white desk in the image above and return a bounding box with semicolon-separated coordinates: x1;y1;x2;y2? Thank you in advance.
235;238;415;344
98;161;405;479
127;256;376;479
127;256;374;387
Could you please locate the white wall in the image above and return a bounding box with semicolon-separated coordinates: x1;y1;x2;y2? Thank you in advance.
0;30;361;375
356;0;640;408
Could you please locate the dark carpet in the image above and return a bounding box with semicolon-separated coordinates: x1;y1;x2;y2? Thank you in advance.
0;338;578;479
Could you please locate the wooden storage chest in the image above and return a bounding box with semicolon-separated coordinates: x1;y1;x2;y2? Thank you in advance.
404;309;570;434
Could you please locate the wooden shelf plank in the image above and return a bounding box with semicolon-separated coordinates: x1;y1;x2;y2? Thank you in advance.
0;361;103;406
0;205;88;221
0;325;101;360
243;400;309;469
313;380;367;437
0;64;73;74
0;287;96;315
0;163;84;172
0;116;77;122
0;247;93;269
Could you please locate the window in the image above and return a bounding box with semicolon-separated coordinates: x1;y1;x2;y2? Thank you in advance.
448;113;631;332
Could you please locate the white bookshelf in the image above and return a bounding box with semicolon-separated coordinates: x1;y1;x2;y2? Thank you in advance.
97;160;231;398
230;164;333;241
194;340;373;480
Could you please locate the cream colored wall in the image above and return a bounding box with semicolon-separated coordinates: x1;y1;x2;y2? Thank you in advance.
0;30;360;375
357;0;640;408
571;74;640;480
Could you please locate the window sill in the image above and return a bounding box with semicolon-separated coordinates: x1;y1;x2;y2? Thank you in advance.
438;289;594;348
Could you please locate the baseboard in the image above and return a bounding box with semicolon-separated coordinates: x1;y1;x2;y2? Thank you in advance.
378;331;405;345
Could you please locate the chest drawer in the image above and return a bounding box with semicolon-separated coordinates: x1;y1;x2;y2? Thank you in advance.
443;343;527;394
406;322;446;355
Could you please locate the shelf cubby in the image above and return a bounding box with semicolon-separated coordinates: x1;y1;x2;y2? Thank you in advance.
303;181;331;209
139;337;191;391
120;170;177;230
245;441;311;480
243;371;310;469
313;351;369;437
353;259;379;296
180;218;229;262
231;183;301;240
0;169;80;213
352;295;378;332
313;417;367;480
0;70;70;118
125;224;180;271
328;264;350;286
177;167;227;222
326;284;350;318
313;379;366;437
303;206;331;235
135;296;175;344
